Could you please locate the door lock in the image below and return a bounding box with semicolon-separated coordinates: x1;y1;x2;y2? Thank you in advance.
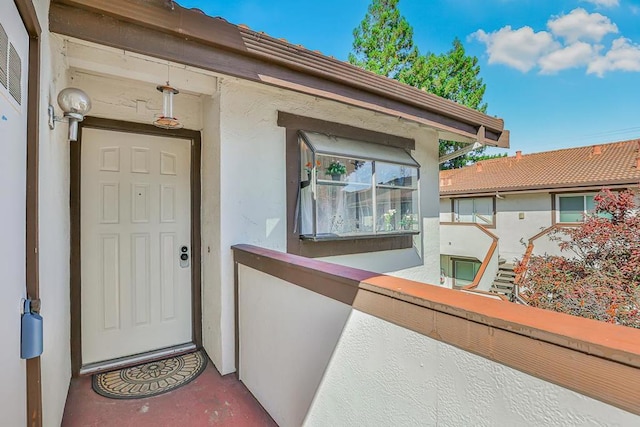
179;245;190;268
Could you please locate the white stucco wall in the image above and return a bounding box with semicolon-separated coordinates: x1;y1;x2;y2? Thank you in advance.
238;266;351;427
304;310;639;426
214;77;442;373
200;92;223;370
494;193;553;262
39;30;74;427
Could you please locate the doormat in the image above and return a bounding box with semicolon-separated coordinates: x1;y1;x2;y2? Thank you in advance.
92;350;208;399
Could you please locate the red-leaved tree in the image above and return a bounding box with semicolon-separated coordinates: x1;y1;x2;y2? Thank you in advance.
516;189;640;328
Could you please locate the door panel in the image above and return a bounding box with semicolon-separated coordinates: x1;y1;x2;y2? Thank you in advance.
81;128;192;365
0;2;28;425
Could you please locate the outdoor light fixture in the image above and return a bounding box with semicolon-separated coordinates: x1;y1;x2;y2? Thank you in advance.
153;82;183;129
48;87;92;141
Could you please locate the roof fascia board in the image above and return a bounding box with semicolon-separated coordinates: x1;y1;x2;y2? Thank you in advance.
440;182;639;198
50;0;508;147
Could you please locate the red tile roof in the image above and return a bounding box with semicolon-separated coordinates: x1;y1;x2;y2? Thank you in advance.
440;139;640;196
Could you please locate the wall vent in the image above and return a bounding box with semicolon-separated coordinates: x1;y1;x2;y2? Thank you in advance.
0;23;8;89
8;42;21;104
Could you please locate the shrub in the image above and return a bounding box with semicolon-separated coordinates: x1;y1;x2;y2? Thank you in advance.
517;189;640;328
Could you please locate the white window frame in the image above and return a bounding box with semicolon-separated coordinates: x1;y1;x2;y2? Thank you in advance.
299;131;420;240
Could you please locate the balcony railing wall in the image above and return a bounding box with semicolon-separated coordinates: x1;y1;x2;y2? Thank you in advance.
233;245;640;426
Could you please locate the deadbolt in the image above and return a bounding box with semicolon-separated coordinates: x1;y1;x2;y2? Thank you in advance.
179;245;190;268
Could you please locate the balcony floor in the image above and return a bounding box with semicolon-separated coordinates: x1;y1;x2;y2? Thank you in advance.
62;356;277;427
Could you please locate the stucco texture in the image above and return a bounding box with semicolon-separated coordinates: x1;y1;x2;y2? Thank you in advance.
304;310;639;426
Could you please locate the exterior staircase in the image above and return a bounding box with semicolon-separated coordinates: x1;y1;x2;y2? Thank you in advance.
490;261;516;301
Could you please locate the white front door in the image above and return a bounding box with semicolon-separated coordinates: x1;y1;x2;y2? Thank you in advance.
0;3;29;425
81;128;192;365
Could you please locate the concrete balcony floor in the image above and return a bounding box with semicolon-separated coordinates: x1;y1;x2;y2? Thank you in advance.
62;356;277;427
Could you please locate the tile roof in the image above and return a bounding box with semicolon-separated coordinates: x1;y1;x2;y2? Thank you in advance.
440;139;640;196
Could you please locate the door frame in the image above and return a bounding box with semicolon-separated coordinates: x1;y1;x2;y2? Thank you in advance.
70;117;202;376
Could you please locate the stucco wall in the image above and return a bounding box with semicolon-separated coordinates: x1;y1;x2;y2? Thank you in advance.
39;30;74;427
304;310;639;426
214;77;442;373
495;193;552;261
238;265;351;427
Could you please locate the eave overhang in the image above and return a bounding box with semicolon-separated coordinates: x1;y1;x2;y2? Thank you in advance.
440;179;640;198
50;0;509;147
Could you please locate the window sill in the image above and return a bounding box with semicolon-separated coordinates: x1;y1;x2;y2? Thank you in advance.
289;233;417;258
300;231;419;242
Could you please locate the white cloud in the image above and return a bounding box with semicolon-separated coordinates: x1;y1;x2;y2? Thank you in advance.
582;0;619;7
473;6;640;76
548;8;618;43
539;42;598;73
587;37;640;76
472;26;559;72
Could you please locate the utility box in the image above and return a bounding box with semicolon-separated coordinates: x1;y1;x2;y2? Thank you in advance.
21;299;43;359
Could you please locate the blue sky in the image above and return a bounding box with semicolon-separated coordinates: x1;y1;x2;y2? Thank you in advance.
179;0;640;155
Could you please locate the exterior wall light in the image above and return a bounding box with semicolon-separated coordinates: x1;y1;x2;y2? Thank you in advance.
48;87;92;141
153;82;183;129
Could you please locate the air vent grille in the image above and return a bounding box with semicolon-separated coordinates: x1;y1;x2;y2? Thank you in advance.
8;42;21;104
0;23;7;89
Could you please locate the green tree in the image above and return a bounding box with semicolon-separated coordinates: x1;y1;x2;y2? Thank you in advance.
348;0;418;79
350;2;489;169
406;39;489;169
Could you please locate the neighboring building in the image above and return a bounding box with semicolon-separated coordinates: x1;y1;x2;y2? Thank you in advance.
439;139;640;289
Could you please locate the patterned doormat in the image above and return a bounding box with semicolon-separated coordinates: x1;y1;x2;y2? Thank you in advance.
92;350;208;399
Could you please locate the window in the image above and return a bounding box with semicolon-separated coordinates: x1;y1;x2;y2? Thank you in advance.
453;197;494;226
298;131;419;239
556;193;609;223
452;258;481;288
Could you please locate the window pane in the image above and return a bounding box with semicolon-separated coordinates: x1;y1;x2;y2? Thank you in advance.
473;197;493;225
317;154;371;183
585;194;613;219
454;260;477;286
376;162;418;188
300;139;314;235
455;199;474;223
316;183;373;236
376;187;418;232
559;196;584;222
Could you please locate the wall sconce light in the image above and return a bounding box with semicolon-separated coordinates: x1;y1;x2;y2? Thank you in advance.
48;87;92;141
153;82;183;129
